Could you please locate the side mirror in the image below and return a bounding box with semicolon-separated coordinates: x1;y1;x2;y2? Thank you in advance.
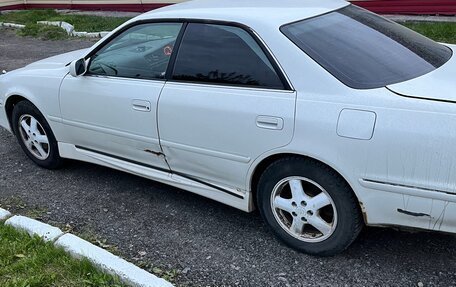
69;58;87;77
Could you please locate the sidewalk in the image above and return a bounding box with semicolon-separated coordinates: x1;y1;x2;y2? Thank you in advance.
385;15;456;22
58;9;141;18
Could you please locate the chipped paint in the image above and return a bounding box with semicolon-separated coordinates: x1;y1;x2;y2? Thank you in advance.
144;149;164;157
397;208;430;217
359;201;368;223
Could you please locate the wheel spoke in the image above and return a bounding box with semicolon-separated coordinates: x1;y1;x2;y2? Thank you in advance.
34;143;47;158
273;196;294;213
30;117;38;134
20;120;30;133
25;138;33;149
309;192;331;210
289;179;309;202
35;134;49;144
307;215;332;236
290;218;304;234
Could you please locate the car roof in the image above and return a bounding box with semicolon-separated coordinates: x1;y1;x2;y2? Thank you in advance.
137;0;350;28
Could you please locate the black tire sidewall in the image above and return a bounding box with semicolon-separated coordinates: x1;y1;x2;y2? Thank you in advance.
12;101;62;169
257;158;361;256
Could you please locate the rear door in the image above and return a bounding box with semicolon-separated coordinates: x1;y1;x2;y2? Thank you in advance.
158;23;296;189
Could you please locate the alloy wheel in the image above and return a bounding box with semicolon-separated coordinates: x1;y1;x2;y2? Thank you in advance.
270;176;338;242
18;114;50;160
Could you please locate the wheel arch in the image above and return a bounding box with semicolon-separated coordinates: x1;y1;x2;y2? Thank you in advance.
249;152;364;220
5;94;32;134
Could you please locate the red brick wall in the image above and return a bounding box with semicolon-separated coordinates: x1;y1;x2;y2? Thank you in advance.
354;0;456;15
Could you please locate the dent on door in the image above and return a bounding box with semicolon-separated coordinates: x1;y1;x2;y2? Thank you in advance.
158;83;296;190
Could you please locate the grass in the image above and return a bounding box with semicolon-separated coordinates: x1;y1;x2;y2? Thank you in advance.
404;21;456;44
0;223;126;287
0;9;131;39
18;23;70;40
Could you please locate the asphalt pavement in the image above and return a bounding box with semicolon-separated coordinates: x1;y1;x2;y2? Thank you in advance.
0;28;455;287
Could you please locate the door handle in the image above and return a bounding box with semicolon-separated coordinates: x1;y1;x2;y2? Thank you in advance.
132;99;151;112
256;116;284;130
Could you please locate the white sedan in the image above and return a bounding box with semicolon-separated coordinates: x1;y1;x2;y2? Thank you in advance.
1;0;455;256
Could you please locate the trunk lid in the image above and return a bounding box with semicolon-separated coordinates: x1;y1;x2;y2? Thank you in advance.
387;44;456;102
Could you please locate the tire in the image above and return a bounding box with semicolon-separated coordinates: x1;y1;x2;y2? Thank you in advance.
256;157;363;256
11;100;63;169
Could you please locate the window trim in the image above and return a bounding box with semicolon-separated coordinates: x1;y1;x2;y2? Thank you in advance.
165;22;188;80
83;18;293;91
164;80;295;94
168;20;293;91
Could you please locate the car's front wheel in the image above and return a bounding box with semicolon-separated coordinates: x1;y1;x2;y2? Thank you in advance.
257;157;363;256
12;100;63;169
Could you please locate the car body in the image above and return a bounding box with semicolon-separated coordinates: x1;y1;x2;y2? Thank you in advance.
1;0;455;255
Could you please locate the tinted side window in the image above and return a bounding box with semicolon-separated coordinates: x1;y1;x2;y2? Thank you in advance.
88;23;182;80
172;23;285;89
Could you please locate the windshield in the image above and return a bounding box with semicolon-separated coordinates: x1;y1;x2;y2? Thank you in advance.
281;5;452;89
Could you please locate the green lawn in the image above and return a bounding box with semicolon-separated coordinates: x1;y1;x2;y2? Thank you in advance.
0;9;130;31
0;223;126;287
0;9;131;39
404;21;456;44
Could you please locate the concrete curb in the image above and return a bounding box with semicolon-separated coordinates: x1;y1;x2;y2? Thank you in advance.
0;208;12;221
0;207;173;287
6;215;63;241
56;234;173;287
36;21;110;38
37;20;74;34
0;22;25;29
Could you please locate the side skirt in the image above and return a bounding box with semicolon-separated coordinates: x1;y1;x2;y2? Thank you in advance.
58;142;254;212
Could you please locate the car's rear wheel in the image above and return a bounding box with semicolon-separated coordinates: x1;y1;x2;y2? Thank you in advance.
12;100;63;169
257;157;363;256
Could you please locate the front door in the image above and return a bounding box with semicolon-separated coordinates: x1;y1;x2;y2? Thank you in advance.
59;22;183;169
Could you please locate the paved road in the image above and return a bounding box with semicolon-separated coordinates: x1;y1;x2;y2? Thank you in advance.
1;28;455;287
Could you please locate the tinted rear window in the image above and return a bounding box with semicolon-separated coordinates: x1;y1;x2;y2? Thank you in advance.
281;5;452;89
